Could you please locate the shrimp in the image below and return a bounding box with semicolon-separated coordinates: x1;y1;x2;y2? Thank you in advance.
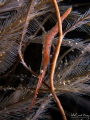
29;7;72;112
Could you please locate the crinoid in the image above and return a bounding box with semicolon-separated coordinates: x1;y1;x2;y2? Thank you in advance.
0;0;90;120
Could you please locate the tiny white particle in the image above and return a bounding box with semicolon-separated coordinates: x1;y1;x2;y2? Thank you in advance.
58;67;60;70
63;81;66;85
67;80;70;84
0;54;2;56
49;94;52;96
41;105;44;108
40;70;43;73
60;82;62;84
81;51;84;53
19;20;22;23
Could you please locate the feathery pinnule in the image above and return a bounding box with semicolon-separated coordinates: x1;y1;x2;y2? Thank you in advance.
0;0;90;120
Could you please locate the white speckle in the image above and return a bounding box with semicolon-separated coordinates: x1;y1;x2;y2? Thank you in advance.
40;70;43;73
34;1;37;5
72;50;74;52
58;67;60;70
67;80;70;84
41;105;44;108
19;20;22;23
0;54;2;56
49;94;52;96
60;82;62;84
63;81;66;85
82;51;84;53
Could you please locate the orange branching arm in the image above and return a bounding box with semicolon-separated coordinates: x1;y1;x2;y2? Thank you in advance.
29;7;71;112
18;0;38;77
50;0;66;120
